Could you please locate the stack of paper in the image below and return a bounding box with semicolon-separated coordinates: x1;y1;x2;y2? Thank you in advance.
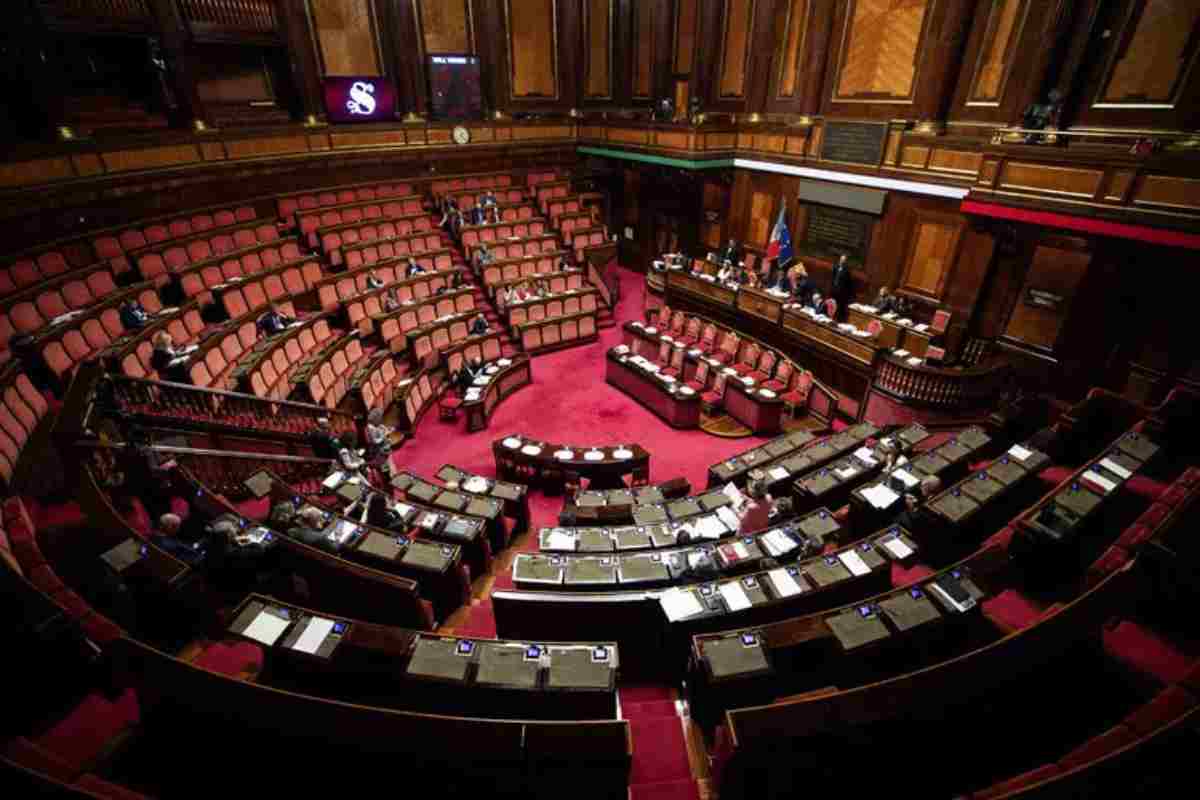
907;357;923;366
322;471;345;489
659;588;704;621
545;530;577;551
854;447;879;466
768;568;804;597
731;541;750;559
718;582;752;611
695;515;727;540
1083;470;1117;494
722;483;746;511
893;349;909;357
881;537;914;559
292;617;335;654
1099;458;1132;479
762;529;798;556
1008;444;1033;461
243;611;290;646
838;550;871;576
862;484;901;510
836;465;859;480
769;466;789;481
716;506;741;531
892;469;920;489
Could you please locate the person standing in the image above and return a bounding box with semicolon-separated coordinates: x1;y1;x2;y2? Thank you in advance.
830;255;852;319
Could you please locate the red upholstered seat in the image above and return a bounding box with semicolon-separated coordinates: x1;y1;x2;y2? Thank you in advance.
1116;523;1154;550
972;765;1061;799
35;689;139;770
1122;686;1198;736
1102;621;1194;685
1125;475;1168;501
982;589;1046;634
1136;503;1169;529
983;524;1018;554
193;640;265;679
1057;725;1136;769
1085;544;1130;587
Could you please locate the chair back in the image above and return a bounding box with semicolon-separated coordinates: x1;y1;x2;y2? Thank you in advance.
931;309;951;334
867;319;883;337
824;298;838;318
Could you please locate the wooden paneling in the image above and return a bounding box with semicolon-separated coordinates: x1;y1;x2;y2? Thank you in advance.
583;0;612;99
899;214;963;300
833;0;931;102
776;0;810;98
718;0;756;99
330;130;407;148
998;162;1104;199
506;0;558;99
965;0;1028;105
674;0;699;75
308;0;381;76
416;0;473;54
0;157;74;188
1003;243;1091;352
225;135;309;159
633;0;655;99
101;144;202;173
748;190;774;246
927;148;982;176
1096;0;1200;107
1132;175;1200;211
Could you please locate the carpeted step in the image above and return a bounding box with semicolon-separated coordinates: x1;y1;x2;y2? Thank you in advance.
623;700;678;720
618;684;677;704
629;716;692;785
629;780;702;800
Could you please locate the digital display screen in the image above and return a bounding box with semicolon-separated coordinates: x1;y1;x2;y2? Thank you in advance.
323;77;397;123
427;55;482;120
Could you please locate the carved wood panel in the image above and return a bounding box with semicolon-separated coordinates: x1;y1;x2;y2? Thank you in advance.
1096;0;1200;107
505;0;558;99
416;0;473;54
633;0;656;99
833;0;932;103
776;0;810;98
583;0;612;99
899;214;962;301
748;190;774;246
965;0;1028;105
674;0;699;75
718;0;756;99
307;0;382;76
180;0;279;34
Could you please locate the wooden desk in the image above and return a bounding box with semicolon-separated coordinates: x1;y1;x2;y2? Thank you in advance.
708;430;818;488
846;305;933;357
437;464;530;534
605;349;701;429
385;471;506;558
493;435;651;488
460;354;533;432
720;370;784;435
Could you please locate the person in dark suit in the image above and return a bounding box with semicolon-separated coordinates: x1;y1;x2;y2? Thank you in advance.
366;270;385;290
365;492;404;532
830;255;852;319
469;204;486;225
256;303;294;336
768;263;792;293
153;513;207;566
894;475;942;532
406;257;426;278
205;518;273;591
308;417;340;460
455;357;485;395
792;264;816;307
469;313;489;336
719;239;740;266
287;507;339;553
149;331;190;382
119;299;150;330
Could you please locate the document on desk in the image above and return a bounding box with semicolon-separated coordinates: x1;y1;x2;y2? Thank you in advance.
862;484;901;510
659;588;704;621
836;466;859;481
331;520;359;544
892;468;920;489
718;582;752;611
322;471;346;489
762;529;798;556
732;541;750;559
716;506;741;531
769;466;789;482
1083;470;1117;495
854;447;879;467
292;617;335;654
722;482;746;512
695;515;727;540
545;529;577;551
768;568;804;597
1008;444;1033;461
838;550;871;576
243;610;290;646
1099;458;1133;480
881;537;914;560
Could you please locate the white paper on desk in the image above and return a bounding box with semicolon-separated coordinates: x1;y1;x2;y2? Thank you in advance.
882;537;914;560
1084;471;1118;494
545;530;577;551
1100;458;1133;480
243;611;290;646
854;447;879;466
882;312;898;320
331;520;358;544
769;466;789;482
893;349;909;357
838;550;871;577
892;468;920;489
716;506;741;531
862;483;901;510
659;588;704;621
768;568;804;597
719;582;752;611
762;529;798;556
322;471;345;489
907;357;923;366
1008;444;1033;461
695;515;727;540
915;323;929;332
292;616;335;654
732;541;750;559
836;466;859;481
392;502;412;517
722;483;746;512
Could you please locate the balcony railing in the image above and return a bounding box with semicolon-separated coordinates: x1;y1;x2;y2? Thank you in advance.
873;353;1013;411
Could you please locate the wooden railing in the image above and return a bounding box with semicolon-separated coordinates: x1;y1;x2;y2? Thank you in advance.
586;256;619;308
873;353;1013;410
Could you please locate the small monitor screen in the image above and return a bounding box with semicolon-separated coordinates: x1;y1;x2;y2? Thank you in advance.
323;77;397;123
427;55;483;120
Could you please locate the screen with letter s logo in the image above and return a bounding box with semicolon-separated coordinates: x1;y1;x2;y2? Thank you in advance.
323;77;396;123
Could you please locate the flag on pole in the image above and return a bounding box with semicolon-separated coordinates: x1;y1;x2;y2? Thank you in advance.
765;205;793;267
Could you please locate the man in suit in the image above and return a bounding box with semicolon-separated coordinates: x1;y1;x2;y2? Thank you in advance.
720;239;740;266
153;513;207;566
830;255;852;319
308;417;340;460
287;507;340;553
895;475;942;532
256;303;294;336
469;313;490;336
455;357;485;395
792;265;816;307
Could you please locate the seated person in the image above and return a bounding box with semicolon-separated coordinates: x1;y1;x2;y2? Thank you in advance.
119;298;150;330
447;269;463;290
534;279;550;298
469;312;490;336
810;291;825;314
481;190;498;209
513;282;531;302
405;257;426;278
496;284;512;311
382;287;402;312
455;356;485;395
874;286;894;313
558;255;573;272
365;492;405;531
720;238;741;265
365;408;394;463
438;197;458;228
336;432;366;475
743;268;761;290
152;513;207;566
149;330;191;382
767;263;792;293
286;506;339;553
256;302;295;336
683;544;719;581
895;475;942;531
792;265;816;307
366;270;385;290
717;262;738;284
474;243;494;269
469;205;486;225
308;417;341;460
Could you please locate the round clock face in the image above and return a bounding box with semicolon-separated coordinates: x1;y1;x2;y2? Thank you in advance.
452;126;471;145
